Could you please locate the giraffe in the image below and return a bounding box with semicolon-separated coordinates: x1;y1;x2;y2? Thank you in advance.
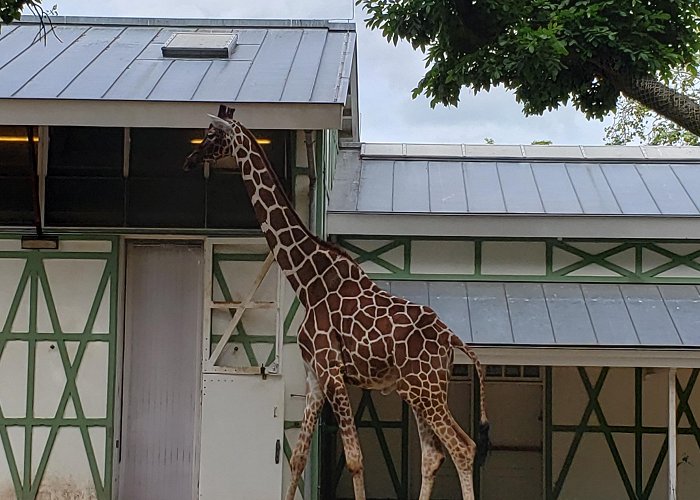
184;109;490;500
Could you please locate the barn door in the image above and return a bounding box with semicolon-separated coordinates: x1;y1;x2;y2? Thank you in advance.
119;242;203;500
198;238;285;499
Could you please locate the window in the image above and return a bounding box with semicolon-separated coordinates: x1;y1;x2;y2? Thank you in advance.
127;128;205;228
485;365;542;381
0;126;37;226
45;126;124;226
44;126;292;230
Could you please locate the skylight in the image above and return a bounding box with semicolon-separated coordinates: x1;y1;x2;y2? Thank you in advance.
161;32;238;58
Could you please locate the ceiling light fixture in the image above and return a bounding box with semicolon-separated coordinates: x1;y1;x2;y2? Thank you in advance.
189;138;271;145
0;136;39;142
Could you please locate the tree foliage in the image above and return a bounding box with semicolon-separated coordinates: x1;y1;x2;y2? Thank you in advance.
359;0;700;135
1;0;57;40
2;0;40;24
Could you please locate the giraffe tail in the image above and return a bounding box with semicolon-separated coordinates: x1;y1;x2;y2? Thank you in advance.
450;335;490;467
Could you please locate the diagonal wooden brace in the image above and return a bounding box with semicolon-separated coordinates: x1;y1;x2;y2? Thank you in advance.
208;251;275;367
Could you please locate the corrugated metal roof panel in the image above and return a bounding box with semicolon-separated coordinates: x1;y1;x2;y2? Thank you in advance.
497;162;544;213
670;165;700;210
393;161;429;212
332;156;700;217
280;29;328;101
565;163;622;214
428;161;468;212
0;18;355;105
463;162;507;213
635;164;698;215
59;27;158;99
600;163;660;214
381;281;700;347
0;26;87;96
531;163;583;214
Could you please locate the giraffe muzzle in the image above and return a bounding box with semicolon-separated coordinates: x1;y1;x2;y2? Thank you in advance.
183;151;202;172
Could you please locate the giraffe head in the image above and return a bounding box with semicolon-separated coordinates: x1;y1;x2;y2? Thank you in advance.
183;114;243;171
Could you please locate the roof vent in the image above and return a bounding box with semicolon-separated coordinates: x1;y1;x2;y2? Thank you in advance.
162;32;237;58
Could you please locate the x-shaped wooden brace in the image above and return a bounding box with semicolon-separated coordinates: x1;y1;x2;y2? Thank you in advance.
207;251;276;372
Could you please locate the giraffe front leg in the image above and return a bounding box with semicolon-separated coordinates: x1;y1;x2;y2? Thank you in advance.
285;365;324;500
413;408;446;500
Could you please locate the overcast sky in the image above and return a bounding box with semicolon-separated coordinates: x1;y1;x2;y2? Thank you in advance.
45;0;612;145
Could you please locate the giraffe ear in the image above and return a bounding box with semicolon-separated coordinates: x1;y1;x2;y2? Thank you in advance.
207;114;233;133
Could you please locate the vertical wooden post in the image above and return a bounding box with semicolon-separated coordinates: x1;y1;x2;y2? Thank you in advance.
668;368;677;500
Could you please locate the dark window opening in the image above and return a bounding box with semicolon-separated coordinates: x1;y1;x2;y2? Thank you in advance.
0;126;37;226
127;128;205;228
44;126;293;230
46;126;124;226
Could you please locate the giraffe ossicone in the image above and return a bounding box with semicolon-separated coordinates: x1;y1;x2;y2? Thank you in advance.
185;109;490;500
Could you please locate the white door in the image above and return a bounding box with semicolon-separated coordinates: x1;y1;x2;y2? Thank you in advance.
119;242;203;500
198;375;285;499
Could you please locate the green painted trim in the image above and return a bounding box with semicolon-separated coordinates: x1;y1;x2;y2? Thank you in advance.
0;252;114;260
634;368;643;498
309;422;320;500
545;367;553;500
400;401;408;500
472;367;481;500
336;236;700;284
214;253;269;262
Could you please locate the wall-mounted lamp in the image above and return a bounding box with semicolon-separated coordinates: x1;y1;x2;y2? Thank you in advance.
21;235;59;250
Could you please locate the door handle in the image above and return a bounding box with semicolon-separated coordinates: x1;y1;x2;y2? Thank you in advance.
275;439;281;464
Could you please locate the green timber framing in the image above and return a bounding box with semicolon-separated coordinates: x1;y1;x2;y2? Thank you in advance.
0;235;118;499
544;367;700;500
332;236;700;283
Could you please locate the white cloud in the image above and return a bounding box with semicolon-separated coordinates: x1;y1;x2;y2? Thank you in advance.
45;0;610;144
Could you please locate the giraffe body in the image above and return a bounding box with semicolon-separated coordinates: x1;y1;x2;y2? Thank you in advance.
184;111;489;500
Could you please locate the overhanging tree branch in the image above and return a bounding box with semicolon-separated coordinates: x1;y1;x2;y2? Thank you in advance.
360;0;700;139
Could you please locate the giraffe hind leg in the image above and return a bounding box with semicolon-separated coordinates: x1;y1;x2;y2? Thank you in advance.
398;378;477;500
413;407;446;500
425;404;477;500
285;366;324;500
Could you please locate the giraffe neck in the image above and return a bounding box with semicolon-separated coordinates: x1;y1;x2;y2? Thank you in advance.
233;127;324;293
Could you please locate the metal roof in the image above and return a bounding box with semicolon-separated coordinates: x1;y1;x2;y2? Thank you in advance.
328;146;700;239
377;281;700;348
0;17;356;129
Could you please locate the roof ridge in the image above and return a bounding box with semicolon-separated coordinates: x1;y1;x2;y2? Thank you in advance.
356;143;700;162
16;15;356;31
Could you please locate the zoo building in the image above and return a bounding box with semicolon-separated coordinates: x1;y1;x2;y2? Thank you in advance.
0;16;699;500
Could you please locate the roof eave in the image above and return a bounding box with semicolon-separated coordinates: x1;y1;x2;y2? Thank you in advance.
327;212;700;239
463;345;700;369
0;99;344;130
